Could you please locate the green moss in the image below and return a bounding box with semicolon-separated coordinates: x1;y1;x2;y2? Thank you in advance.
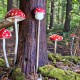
48;53;63;63
64;56;80;64
12;67;25;80
44;77;48;80
48;53;54;61
48;53;80;65
39;65;80;80
0;58;5;67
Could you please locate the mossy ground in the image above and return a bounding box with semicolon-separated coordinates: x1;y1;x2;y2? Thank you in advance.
48;52;80;65
12;67;25;80
38;53;80;80
0;58;25;80
0;53;80;80
39;65;80;80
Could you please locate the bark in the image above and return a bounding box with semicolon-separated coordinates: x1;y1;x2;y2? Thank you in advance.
61;0;65;24
17;0;48;74
64;0;72;32
57;0;60;24
78;0;80;26
49;0;54;29
7;0;13;11
46;0;51;29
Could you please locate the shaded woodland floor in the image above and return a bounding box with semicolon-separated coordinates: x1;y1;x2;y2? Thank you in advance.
0;31;15;80
0;31;71;60
47;43;70;56
47;38;80;56
0;31;80;80
0;31;15;59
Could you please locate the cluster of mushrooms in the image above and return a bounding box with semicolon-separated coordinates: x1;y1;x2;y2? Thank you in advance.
49;33;77;56
0;8;45;76
0;9;26;68
0;7;77;80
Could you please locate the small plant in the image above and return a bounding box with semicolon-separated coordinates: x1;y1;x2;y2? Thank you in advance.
0;58;5;67
12;67;25;80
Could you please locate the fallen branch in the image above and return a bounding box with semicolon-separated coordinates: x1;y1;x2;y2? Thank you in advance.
0;20;14;29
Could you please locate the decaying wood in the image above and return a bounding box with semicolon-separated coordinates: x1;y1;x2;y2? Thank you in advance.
0;20;14;29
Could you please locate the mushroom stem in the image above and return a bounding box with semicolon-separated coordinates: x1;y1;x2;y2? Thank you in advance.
34;66;36;80
36;20;41;72
3;39;9;68
70;37;74;56
14;19;18;63
54;40;57;54
37;74;42;80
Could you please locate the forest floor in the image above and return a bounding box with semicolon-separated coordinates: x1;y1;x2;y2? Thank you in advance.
0;31;15;80
0;31;80;80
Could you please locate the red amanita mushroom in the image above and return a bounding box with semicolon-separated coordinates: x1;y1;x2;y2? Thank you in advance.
0;28;12;68
70;33;76;56
49;34;63;54
34;8;45;72
70;34;76;39
34;8;45;20
5;9;26;63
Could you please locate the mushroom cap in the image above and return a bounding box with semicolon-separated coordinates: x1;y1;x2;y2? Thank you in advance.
49;34;63;41
34;8;45;14
70;34;76;38
0;28;12;39
5;8;26;22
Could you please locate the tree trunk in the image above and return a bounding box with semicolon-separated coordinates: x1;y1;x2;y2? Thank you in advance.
17;0;48;74
49;0;54;29
78;0;80;26
7;0;13;11
57;0;60;24
64;0;72;32
61;0;66;24
46;0;51;29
